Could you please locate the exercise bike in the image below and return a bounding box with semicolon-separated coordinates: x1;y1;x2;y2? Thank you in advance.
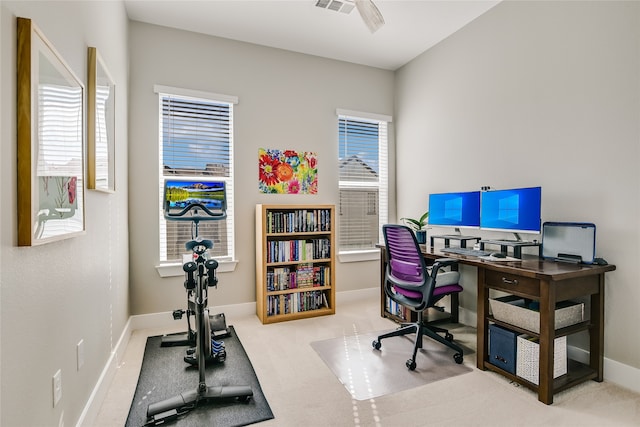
160;229;229;365
146;180;253;424
179;240;227;366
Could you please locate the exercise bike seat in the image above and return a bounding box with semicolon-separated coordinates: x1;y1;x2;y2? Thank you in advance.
186;238;213;252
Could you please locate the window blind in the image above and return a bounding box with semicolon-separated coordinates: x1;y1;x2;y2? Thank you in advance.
158;91;235;262
37;84;84;176
338;114;389;251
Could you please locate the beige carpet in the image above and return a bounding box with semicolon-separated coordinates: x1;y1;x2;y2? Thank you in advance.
96;297;640;427
311;329;473;400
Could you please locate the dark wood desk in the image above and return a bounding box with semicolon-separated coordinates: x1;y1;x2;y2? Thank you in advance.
378;245;616;404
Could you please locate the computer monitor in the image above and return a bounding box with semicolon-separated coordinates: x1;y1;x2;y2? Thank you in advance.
428;191;481;229
480;186;542;234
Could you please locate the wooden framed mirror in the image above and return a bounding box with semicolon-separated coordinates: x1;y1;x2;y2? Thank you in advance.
17;17;85;246
87;47;116;192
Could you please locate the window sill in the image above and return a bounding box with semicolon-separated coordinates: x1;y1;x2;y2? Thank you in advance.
338;249;381;263
156;259;238;278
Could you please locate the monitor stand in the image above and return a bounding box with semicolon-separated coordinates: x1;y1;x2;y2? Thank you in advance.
479;236;541;258
489;233;522;243
430;232;481;249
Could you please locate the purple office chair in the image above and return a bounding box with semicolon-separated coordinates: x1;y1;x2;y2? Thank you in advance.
372;224;464;370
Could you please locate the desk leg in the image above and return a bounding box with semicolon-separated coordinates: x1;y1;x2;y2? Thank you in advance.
379;248;387;318
591;273;605;381
450;292;459;323
538;279;556;405
476;268;488;370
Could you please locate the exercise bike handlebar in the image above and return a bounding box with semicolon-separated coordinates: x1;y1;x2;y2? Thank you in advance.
164;202;227;221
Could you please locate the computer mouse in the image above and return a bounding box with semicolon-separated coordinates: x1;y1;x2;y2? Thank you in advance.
489;252;507;259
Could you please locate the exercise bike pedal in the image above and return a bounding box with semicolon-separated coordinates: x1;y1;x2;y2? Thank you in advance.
172;309;185;320
184;339;226;366
183;349;227;366
185;340;224;355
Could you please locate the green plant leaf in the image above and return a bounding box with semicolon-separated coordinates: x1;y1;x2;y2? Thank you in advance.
401;211;429;231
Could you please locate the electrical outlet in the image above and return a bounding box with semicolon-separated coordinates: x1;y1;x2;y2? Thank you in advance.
52;369;62;407
77;339;84;371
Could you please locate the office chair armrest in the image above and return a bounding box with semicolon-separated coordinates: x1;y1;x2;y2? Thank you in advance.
429;258;458;278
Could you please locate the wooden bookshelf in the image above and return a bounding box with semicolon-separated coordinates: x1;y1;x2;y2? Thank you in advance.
255;204;336;324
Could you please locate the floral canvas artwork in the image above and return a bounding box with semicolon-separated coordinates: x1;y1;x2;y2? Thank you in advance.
258;148;318;194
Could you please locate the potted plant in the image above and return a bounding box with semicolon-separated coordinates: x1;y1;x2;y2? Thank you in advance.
401;211;429;244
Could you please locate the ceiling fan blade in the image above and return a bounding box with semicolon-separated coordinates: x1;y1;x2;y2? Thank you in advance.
354;0;385;33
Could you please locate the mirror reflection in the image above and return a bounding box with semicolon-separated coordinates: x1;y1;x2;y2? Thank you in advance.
94;56;115;190
35;41;84;239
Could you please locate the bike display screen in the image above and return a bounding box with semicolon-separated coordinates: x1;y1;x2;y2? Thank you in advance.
164;180;227;219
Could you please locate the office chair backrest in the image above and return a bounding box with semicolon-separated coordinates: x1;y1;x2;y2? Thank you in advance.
383;224;432;304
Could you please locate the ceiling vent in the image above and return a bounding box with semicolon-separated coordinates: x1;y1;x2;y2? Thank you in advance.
316;0;384;33
315;0;355;15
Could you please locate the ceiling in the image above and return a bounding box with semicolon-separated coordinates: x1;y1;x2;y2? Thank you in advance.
124;0;501;70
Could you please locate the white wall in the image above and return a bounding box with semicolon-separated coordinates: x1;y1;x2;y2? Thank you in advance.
0;2;129;426
128;22;395;315
395;1;640;369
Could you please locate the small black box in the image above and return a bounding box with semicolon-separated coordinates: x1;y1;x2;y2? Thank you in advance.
489;324;518;374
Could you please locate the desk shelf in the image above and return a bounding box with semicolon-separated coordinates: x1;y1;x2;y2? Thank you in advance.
489;316;592;339
483;358;598;395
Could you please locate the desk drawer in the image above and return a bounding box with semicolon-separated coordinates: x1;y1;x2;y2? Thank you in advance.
485;270;539;297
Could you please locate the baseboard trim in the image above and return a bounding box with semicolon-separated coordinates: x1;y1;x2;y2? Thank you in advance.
127;288;380;331
336;287;379;304
568;346;640;394
78;294;640;426
129;301;257;331
76;317;133;427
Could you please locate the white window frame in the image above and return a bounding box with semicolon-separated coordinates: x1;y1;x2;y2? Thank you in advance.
336;109;391;262
154;85;238;276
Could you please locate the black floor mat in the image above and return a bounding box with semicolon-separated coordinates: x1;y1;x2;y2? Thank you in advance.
126;326;274;427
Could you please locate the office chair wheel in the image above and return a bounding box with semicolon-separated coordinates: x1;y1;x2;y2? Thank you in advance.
372;340;381;350
406;359;417;371
453;353;463;364
445;332;454;342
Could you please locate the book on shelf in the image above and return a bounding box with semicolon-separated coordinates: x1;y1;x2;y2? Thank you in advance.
296;263;314;287
266;238;331;263
266;208;332;234
266;265;331;291
266;290;329;316
385;297;409;320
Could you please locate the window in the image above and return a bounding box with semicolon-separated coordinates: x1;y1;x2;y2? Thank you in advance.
337;109;390;252
155;85;237;263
